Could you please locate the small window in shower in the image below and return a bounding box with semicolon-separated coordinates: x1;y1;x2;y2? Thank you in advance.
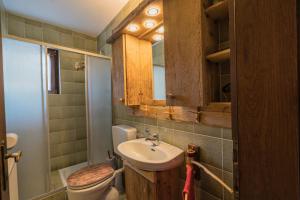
47;49;60;94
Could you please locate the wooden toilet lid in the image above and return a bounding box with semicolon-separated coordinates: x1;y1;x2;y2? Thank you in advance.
67;163;114;190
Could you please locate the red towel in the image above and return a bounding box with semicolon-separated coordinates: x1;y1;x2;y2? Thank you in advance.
182;164;195;200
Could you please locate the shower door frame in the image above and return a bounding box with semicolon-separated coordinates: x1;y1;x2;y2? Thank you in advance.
1;34;112;199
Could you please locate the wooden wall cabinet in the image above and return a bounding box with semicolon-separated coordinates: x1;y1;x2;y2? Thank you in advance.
124;163;180;200
163;0;204;107
112;34;153;106
163;0;231;109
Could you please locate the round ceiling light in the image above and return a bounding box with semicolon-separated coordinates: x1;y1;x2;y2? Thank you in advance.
156;26;164;33
146;7;160;16
144;19;157;29
152;34;164;42
126;24;140;32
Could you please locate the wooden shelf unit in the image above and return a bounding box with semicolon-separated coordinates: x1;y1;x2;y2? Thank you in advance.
205;0;229;20
206;48;230;63
203;0;231;104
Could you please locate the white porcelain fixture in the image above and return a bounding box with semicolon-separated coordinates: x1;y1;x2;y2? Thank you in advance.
118;138;184;171
67;125;137;200
7;133;18;150
8;158;19;200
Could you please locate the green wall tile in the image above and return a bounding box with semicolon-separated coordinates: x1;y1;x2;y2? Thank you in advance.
43;24;60;44
73;34;85;50
195;123;222;138
223;139;233;172
60;32;73;48
193;133;223;169
25;20;43;41
7;14;25;37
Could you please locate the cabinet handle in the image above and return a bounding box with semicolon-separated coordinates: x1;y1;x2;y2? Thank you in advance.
119;98;125;103
167;93;176;99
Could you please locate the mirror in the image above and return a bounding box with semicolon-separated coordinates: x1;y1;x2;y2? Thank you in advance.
152;41;166;101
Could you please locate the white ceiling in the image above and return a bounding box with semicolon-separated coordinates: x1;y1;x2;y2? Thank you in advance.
3;0;129;37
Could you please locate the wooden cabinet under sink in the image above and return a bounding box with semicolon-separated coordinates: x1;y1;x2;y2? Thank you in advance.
124;162;180;200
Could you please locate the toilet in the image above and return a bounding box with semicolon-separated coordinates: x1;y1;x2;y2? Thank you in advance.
67;125;137;200
8;157;19;200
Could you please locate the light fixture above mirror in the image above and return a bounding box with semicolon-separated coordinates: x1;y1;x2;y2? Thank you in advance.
107;0;164;44
126;24;140;32
146;7;160;16
156;26;164;34
152;34;164;41
143;19;157;29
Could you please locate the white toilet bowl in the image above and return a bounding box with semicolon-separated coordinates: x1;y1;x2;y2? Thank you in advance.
67;163;121;200
67;125;137;200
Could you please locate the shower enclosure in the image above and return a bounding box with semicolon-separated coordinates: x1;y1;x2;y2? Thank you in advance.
3;38;112;199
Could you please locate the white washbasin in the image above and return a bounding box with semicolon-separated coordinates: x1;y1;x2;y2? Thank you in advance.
118;138;184;171
7;133;18;150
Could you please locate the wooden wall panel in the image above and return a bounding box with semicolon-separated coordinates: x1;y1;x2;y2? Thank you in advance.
232;0;300;199
163;0;203;107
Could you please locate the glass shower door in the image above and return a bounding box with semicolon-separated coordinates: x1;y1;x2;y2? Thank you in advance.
3;38;49;199
86;56;112;164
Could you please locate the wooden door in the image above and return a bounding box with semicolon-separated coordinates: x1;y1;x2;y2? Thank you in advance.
163;0;203;107
0;37;9;199
231;0;300;199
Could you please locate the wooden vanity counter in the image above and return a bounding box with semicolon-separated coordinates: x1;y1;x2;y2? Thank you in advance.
124;161;181;200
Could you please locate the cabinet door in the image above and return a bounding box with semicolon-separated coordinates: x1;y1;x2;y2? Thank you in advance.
112;36;125;104
138;39;153;105
125;166;157;200
163;0;204;107
124;34;143;105
112;34;153;106
124;34;153;105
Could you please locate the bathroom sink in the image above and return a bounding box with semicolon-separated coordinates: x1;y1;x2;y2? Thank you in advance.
118;138;184;171
6;133;18;150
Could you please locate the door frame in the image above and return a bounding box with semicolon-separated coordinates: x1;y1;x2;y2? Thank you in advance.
231;0;300;199
0;34;9;199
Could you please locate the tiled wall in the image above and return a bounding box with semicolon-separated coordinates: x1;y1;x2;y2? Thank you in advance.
97;1;234;200
48;50;87;173
5;12;97;53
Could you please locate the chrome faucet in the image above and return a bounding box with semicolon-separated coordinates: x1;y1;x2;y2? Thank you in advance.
145;129;160;146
